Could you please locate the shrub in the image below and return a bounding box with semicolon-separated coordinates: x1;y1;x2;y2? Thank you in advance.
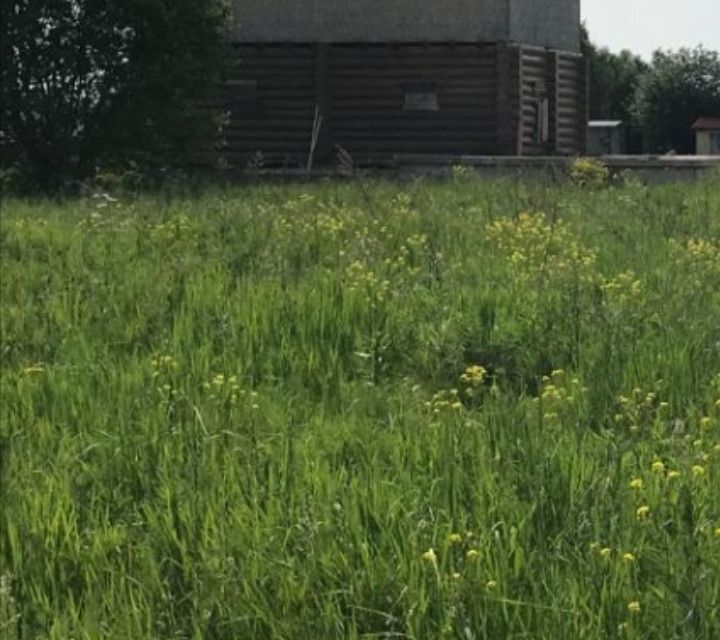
569;158;610;189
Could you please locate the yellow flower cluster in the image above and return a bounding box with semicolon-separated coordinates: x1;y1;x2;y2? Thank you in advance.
426;389;463;414
614;386;661;433
601;270;643;310
670;238;720;287
486;213;598;285
22;363;46;376
383;234;431;280
569;157;610;189
149;214;196;241
345;260;392;304
535;369;587;425
591;544;640;566
151;354;178;378
460;364;487;386
421;530;496;589
685;238;720;261
203;374;259;409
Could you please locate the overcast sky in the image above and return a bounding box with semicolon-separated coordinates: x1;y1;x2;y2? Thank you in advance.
582;0;720;60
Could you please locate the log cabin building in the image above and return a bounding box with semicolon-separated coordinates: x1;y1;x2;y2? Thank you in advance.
211;0;588;167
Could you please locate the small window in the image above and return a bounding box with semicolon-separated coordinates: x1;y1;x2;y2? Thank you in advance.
227;79;259;117
404;82;439;112
710;132;720;155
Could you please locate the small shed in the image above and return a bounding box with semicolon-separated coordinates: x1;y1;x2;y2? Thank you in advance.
692;118;720;155
588;120;626;155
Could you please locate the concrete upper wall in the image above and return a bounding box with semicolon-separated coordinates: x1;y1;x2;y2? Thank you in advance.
509;0;580;52
233;0;581;51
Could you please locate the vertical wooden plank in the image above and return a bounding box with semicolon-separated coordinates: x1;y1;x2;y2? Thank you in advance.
552;51;561;154
495;43;522;156
495;43;508;155
315;43;332;163
579;56;590;154
517;46;524;155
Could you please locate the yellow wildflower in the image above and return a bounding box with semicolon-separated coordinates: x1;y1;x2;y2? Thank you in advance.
422;548;437;564
714;527;720;539
466;549;479;559
627;601;641;615
599;547;612;558
486;580;498;590
651;461;665;474
636;506;650;520
622;552;636;563
448;533;462;544
460;364;487;389
692;465;706;477
667;470;681;480
23;364;45;375
699;417;711;430
452;572;461;581
629;478;643;490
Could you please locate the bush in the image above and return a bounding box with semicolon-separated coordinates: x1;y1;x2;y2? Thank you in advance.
569;158;610;189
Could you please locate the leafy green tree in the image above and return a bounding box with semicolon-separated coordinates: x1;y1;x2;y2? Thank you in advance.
581;25;648;124
633;47;720;153
589;49;648;124
0;0;229;191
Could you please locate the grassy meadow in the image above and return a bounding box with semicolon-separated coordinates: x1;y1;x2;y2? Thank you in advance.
1;172;720;639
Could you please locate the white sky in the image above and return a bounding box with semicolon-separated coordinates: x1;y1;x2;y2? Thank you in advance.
582;0;720;60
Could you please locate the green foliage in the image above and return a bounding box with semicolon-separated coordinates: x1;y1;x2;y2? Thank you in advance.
569;158;610;189
2;177;720;638
587;46;648;124
633;47;720;153
0;0;229;192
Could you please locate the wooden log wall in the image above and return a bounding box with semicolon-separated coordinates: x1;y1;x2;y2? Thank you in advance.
328;43;499;162
519;48;554;155
198;44;316;167
518;46;586;156
196;42;586;167
554;51;586;155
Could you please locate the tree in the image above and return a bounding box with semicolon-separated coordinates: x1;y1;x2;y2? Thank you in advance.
633;47;720;154
581;25;648;124
589;49;648;124
0;0;229;192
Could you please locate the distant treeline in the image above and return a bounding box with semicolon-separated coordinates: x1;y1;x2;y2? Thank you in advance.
583;27;720;154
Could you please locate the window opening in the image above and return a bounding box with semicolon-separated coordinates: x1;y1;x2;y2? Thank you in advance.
404;82;439;112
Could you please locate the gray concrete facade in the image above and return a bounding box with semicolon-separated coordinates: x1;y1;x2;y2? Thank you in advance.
508;0;580;51
232;0;581;52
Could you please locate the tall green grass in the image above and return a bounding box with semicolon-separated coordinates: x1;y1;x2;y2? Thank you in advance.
1;174;720;639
